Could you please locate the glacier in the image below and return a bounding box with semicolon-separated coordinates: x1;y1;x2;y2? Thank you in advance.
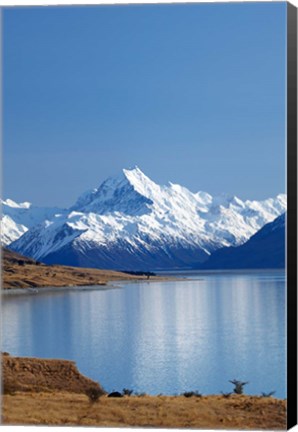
3;167;287;270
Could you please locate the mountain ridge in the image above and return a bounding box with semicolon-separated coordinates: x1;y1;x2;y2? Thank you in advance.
3;167;286;270
199;213;286;269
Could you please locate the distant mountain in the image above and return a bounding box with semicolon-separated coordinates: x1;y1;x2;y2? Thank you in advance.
1;199;64;246
199;213;286;269
5;167;286;271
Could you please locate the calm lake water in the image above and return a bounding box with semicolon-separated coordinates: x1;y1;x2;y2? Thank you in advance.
2;270;286;398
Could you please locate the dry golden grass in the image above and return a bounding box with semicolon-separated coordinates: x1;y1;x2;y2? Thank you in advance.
2;248;166;289
2;392;287;429
1;354;287;429
3;262;152;289
2;353;105;395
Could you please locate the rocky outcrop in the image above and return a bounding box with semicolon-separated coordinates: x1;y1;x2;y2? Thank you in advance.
2;353;105;395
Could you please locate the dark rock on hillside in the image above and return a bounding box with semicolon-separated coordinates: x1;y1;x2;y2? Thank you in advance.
2;247;38;265
39;240;209;271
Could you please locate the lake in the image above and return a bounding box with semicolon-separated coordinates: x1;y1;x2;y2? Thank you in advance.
2;270;286;398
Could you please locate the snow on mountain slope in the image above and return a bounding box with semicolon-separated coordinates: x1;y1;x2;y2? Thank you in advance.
9;167;287;270
1;215;28;246
71;169;154;216
200;212;286;269
1;199;64;246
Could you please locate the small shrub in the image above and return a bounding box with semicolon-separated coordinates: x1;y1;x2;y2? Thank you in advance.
85;387;102;403
122;388;133;396
182;391;202;398
229;379;249;395
221;391;232;398
108;391;123;398
183;391;194;398
261;391;275;398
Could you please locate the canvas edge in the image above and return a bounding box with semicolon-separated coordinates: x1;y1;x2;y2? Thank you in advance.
287;1;297;430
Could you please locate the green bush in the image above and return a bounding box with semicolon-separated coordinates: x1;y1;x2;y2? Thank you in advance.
229;379;249;395
182;391;202;398
85;387;102;403
134;392;146;397
261;391;275;397
221;391;232;398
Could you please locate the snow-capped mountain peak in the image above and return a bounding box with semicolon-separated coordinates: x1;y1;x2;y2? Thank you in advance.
72;167;154;216
123;166;162;199
3;168;287;271
1;198;65;246
2;198;31;209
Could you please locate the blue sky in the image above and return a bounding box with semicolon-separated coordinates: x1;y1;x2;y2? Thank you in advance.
3;2;286;207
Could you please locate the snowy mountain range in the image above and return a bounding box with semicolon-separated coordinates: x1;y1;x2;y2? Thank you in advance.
2;167;286;270
199;212;286;269
1;199;64;246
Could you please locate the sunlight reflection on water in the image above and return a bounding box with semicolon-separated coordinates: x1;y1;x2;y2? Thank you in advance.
2;270;285;397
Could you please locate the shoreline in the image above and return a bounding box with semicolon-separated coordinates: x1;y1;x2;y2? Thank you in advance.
2;283;114;297
2;276;181;297
3;248;179;293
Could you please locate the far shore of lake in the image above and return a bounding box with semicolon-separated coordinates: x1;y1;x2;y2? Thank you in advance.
2;283;113;297
3;247;179;293
2;276;183;297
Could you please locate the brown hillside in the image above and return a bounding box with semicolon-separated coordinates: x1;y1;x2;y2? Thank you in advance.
2;353;104;395
2;247;166;289
1;353;286;429
2;248;37;265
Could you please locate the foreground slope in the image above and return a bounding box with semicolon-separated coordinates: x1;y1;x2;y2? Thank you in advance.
2;354;286;429
7;167;286;270
200;213;286;269
2;353;104;395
